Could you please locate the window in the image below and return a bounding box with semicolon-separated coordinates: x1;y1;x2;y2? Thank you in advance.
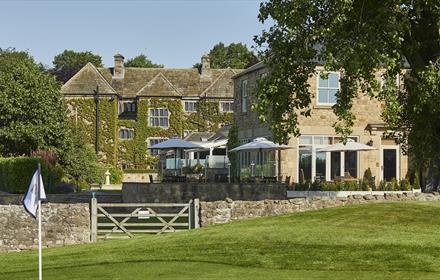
184;101;197;112
149;108;169;128
381;73;401;90
149;138;167;156
220;101;233;112
241;80;248;112
119;101;136;114
119;127;134;140
317;72;339;105
298;135;358;182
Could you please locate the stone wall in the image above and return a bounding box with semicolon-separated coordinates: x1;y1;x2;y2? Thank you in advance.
122;183;287;203
200;192;440;226
0;203;90;252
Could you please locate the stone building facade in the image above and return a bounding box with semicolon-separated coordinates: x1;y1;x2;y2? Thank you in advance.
62;54;241;168
233;62;408;184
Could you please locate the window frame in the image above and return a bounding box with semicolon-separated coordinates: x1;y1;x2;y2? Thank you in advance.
297;135;359;182
316;71;340;106
149;108;170;128
220;101;234;113
118;100;137;114
184;101;198;112
118;127;135;140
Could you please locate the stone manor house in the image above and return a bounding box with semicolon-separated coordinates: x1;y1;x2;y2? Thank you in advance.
62;54;241;168
233;62;408;184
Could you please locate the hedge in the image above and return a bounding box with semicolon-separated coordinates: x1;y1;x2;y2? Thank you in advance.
0;157;58;194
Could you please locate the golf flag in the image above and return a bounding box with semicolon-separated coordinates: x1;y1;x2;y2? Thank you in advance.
23;169;46;218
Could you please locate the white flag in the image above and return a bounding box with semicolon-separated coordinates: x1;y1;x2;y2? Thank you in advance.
23;170;46;218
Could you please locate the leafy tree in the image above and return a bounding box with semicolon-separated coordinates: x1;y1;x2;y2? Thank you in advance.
194;42;258;69
124;54;163;68
254;1;440;190
0;49;68;156
52;50;103;83
58;122;105;186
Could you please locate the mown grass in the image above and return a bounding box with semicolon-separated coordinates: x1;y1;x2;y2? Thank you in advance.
1;202;440;279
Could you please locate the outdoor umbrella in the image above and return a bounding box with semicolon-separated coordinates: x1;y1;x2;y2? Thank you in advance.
229;137;292;178
316;139;375;152
149;138;203;175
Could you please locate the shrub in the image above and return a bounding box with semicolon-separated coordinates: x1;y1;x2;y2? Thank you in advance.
192;164;204;174
0;157;60;194
108;166;123;184
363;168;376;190
413;172;421;190
399;179;411;191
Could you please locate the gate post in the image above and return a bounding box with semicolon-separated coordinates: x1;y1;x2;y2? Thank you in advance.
91;197;98;242
194;198;200;229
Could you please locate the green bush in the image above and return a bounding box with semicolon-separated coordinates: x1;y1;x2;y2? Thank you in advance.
399;179;411;191
108;166;123;184
0;157;62;194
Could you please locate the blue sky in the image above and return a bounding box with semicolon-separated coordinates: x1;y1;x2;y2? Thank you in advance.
0;0;266;68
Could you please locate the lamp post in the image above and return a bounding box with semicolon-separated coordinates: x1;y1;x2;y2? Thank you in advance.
94;85;100;155
227;162;232;183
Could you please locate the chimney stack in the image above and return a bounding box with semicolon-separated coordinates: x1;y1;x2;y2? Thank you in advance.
200;54;211;80
113;53;125;80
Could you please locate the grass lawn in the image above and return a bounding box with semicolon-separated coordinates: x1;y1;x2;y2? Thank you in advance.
1;202;440;279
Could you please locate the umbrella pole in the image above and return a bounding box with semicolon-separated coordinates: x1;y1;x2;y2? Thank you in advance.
174;148;177;176
260;148;263;177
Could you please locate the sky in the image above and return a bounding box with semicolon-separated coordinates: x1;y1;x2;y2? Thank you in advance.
0;0;267;68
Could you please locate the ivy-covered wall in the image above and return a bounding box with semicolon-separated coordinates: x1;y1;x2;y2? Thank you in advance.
65;97;118;165
66;97;233;169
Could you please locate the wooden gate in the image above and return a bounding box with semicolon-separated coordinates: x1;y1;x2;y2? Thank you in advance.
90;198;199;241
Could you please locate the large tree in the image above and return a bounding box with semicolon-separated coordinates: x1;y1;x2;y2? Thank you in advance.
194;42;258;69
124;54;163;68
0;49;68;156
254;1;440;190
52;50;103;83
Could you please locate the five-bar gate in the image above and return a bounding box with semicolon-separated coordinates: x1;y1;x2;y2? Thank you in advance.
90;198;200;241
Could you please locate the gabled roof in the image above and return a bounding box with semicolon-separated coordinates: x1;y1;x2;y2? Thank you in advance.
136;72;182;97
62;63;243;98
200;69;238;98
61;63;117;95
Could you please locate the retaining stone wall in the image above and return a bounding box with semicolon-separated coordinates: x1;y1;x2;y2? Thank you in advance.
123;183;287;203
200;192;440;226
0;203;90;252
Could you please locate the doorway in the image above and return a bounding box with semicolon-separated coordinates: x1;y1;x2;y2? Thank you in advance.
380;146;399;181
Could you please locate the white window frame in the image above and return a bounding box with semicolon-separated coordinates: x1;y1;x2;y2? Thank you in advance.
317;71;340;106
184;101;198;112
297;135;359;182
118;100;137;114
241;79;248;113
380;73;401;90
118;127;134;140
220;101;234;113
148;137;168;156
149;108;170;128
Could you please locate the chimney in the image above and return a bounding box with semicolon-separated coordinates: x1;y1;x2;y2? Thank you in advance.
200;54;211;80
113;53;125;80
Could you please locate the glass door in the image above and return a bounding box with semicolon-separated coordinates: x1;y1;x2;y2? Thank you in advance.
381;146;399;181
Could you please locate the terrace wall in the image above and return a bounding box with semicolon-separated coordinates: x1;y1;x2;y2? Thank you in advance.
122;182;288;203
200;192;440;226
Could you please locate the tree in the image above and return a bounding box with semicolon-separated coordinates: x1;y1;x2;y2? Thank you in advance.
58;122;105;186
0;49;68;156
124;54;163;68
254;1;440;190
52;50;103;83
194;42;258;69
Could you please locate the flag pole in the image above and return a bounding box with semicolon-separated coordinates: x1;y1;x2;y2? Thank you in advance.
38;163;42;280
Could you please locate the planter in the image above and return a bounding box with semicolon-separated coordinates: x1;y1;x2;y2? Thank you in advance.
287;189;422;198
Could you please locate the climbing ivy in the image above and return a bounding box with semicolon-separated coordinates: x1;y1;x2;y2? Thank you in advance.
65;98;117;165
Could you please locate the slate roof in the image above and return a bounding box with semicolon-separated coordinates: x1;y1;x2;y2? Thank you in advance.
62;62;242;99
